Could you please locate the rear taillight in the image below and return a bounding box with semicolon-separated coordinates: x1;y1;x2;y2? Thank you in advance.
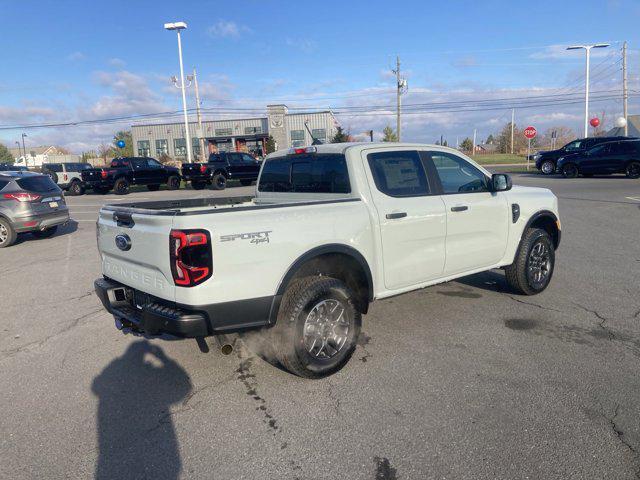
101;169;108;179
63;174;68;181
170;229;212;287
3;192;41;202
199;165;207;174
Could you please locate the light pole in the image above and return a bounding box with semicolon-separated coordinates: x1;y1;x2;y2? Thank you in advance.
567;43;610;138
164;21;193;163
21;133;28;168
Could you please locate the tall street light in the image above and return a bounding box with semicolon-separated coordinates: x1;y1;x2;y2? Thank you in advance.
164;21;193;163
566;43;610;138
21;133;28;168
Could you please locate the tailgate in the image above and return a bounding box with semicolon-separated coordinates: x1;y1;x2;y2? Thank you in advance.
181;164;203;176
97;208;177;302
82;169;103;182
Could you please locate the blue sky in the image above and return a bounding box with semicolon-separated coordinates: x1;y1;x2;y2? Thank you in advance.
1;0;639;151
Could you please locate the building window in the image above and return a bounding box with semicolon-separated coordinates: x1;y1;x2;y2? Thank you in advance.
174;138;186;157
155;139;168;156
192;137;201;157
215;128;233;137
290;130;305;147
244;126;262;135
311;128;327;142
137;140;150;157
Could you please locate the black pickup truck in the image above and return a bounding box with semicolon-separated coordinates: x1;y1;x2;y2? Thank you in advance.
81;157;181;195
181;151;260;190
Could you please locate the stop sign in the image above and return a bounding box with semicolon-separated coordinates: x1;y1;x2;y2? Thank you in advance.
524;126;537;139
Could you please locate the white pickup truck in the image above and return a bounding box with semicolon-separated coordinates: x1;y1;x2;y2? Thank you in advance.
94;143;560;378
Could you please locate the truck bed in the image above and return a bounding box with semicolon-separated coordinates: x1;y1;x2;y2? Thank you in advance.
101;195;358;216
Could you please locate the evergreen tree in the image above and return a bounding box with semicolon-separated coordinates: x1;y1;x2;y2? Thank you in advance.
265;136;276;154
0;143;14;163
382;126;398;142
331;126;350;143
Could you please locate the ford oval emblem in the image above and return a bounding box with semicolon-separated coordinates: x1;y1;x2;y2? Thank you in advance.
115;234;132;251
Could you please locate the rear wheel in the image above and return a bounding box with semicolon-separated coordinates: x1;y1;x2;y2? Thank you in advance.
211;173;227;190
562;163;579;178
167;175;181;190
68;180;85;196
114;178;130;195
147;184;161;191
31;226;58;239
505;227;555;295
270;276;361;378
626;161;640;179
0;218;17;248
191;180;207;190
540;160;556;175
240;179;253;186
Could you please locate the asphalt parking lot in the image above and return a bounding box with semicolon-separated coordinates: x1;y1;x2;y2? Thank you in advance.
1;174;639;480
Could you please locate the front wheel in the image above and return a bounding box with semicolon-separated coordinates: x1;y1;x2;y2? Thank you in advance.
31;226;58;239
540;160;556;175
211;173;227;190
626;161;640;179
68;180;85;196
113;178;130;195
167;175;181;190
504;227;555;295
270;276;361;379
562;164;579;178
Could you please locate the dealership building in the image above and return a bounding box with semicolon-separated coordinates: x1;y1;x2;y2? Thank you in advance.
131;104;339;160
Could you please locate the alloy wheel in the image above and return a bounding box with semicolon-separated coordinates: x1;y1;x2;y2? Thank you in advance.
303;299;350;359
0;223;7;245
528;241;551;286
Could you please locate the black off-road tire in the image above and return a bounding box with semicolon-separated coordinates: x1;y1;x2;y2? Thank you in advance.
191;181;207;190
113;178;130;195
540;160;556;175
626;161;640;179
562;164;579;178
68;180;85;196
505;227;555;296
167;175;181;190
240;179;253;186
147;184;161;191
31;226;58;239
0;218;17;248
270;276;361;379
211;173;227;190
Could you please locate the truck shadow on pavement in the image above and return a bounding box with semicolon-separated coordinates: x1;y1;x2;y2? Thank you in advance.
91;340;192;480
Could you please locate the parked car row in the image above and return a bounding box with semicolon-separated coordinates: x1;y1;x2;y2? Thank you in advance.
534;136;640;178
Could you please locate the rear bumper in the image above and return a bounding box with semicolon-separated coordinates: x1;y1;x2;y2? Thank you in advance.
13;209;70;232
94;277;275;338
182;172;211;182
84;179;113;189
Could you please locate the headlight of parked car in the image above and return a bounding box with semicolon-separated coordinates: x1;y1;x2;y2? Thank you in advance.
533;154;541;161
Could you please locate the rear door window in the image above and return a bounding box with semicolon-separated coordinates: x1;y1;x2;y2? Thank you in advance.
47;164;63;172
367;150;430;197
17;176;59;192
259;154;350;193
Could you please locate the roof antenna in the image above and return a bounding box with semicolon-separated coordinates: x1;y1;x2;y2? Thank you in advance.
304;120;323;145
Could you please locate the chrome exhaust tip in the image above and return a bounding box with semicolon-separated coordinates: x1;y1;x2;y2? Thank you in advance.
215;334;234;355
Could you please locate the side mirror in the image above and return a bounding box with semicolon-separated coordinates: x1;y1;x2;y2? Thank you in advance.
491;173;512;192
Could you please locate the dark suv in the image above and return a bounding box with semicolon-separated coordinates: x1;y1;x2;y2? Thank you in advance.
556;139;640;178
0;171;69;247
534;136;634;175
181;151;260;190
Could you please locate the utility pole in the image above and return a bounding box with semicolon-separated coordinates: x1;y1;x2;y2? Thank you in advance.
510;108;515;154
193;68;205;161
623;41;629;136
392;56;405;142
472;128;477;156
21;133;27;168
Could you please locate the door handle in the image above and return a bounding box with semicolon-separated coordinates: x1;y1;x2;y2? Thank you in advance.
451;206;468;212
386;212;407;219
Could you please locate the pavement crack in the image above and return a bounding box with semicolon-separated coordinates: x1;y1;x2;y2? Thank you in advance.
2;308;105;360
572;302;615;341
326;380;341;416
601;405;640;478
374;456;398;480
507;295;562;313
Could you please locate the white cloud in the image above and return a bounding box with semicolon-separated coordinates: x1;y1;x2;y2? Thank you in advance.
90;70;166;118
67;51;86;62
285;38;317;54
207;20;251;38
108;58;126;68
530;44;613;60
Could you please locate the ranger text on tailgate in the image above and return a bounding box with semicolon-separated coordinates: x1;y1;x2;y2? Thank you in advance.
94;143;561;378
